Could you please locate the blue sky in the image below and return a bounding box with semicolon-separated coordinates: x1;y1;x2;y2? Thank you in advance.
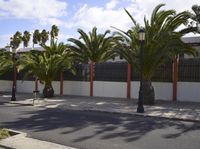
0;0;199;47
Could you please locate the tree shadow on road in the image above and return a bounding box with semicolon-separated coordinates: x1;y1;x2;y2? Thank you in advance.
1;108;200;143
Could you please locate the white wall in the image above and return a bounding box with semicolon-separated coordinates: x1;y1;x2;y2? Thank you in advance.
131;81;172;100
131;81;140;99
1;80;200;102
16;81;60;94
152;82;172;100
52;81;60;95
0;80;12;92
17;80;35;93
177;82;200;102
94;81;126;98
63;81;90;96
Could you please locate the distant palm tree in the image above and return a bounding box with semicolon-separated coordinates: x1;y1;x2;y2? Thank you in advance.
0;31;22;101
22;31;31;48
32;29;41;48
40;29;49;45
50;25;59;41
114;4;196;104
68;27;117;96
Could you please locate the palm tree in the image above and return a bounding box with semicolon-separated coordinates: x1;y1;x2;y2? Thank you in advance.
189;5;200;33
19;25;74;97
68;27;117;96
50;25;59;41
0;31;22;101
19;41;73;97
22;31;31;48
40;29;49;45
114;4;196;104
32;29;41;48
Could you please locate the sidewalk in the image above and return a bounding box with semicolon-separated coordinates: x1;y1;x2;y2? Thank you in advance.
0;130;76;149
5;93;200;122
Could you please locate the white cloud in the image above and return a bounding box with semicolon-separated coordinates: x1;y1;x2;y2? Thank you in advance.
127;0;200;24
106;0;119;10
64;0;200;32
68;3;135;31
0;0;67;25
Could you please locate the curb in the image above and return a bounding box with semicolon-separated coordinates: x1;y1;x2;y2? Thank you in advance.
6;129;27;138
58;107;200;123
0;129;77;149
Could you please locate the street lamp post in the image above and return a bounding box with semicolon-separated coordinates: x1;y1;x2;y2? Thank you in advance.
11;52;17;101
137;28;145;113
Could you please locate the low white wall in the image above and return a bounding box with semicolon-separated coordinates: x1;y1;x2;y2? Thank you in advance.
152;82;173;100
1;80;200;102
177;82;200;102
17;80;35;93
94;81;126;98
131;81;140;99
63;81;90;96
52;81;60;95
131;81;172;100
16;81;59;94
0;80;12;92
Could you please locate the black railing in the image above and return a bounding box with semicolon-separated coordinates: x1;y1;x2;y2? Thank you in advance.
0;59;200;82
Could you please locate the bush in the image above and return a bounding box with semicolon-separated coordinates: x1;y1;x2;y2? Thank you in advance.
0;129;10;140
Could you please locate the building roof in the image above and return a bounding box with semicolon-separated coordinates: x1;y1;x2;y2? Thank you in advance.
182;36;200;44
17;47;44;52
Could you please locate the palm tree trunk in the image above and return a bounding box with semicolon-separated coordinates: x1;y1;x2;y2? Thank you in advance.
143;80;155;105
90;62;94;96
43;81;54;98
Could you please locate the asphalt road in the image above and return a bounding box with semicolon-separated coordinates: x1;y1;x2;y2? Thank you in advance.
0;101;200;149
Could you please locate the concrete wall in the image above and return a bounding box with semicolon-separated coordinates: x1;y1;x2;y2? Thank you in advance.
17;81;35;93
1;80;200;102
63;81;90;96
94;81;126;98
177;82;200;102
131;81;173;101
152;82;173;101
0;80;12;92
16;81;60;95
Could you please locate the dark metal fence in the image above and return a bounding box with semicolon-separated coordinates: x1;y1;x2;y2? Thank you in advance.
179;58;200;82
95;62;127;82
152;61;173;82
0;59;200;82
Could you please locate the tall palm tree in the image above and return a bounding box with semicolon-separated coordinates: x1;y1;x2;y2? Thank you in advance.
0;31;22;101
50;25;59;41
40;29;49;45
68;27;117;96
189;5;200;33
114;4;196;104
22;31;31;48
32;29;41;48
